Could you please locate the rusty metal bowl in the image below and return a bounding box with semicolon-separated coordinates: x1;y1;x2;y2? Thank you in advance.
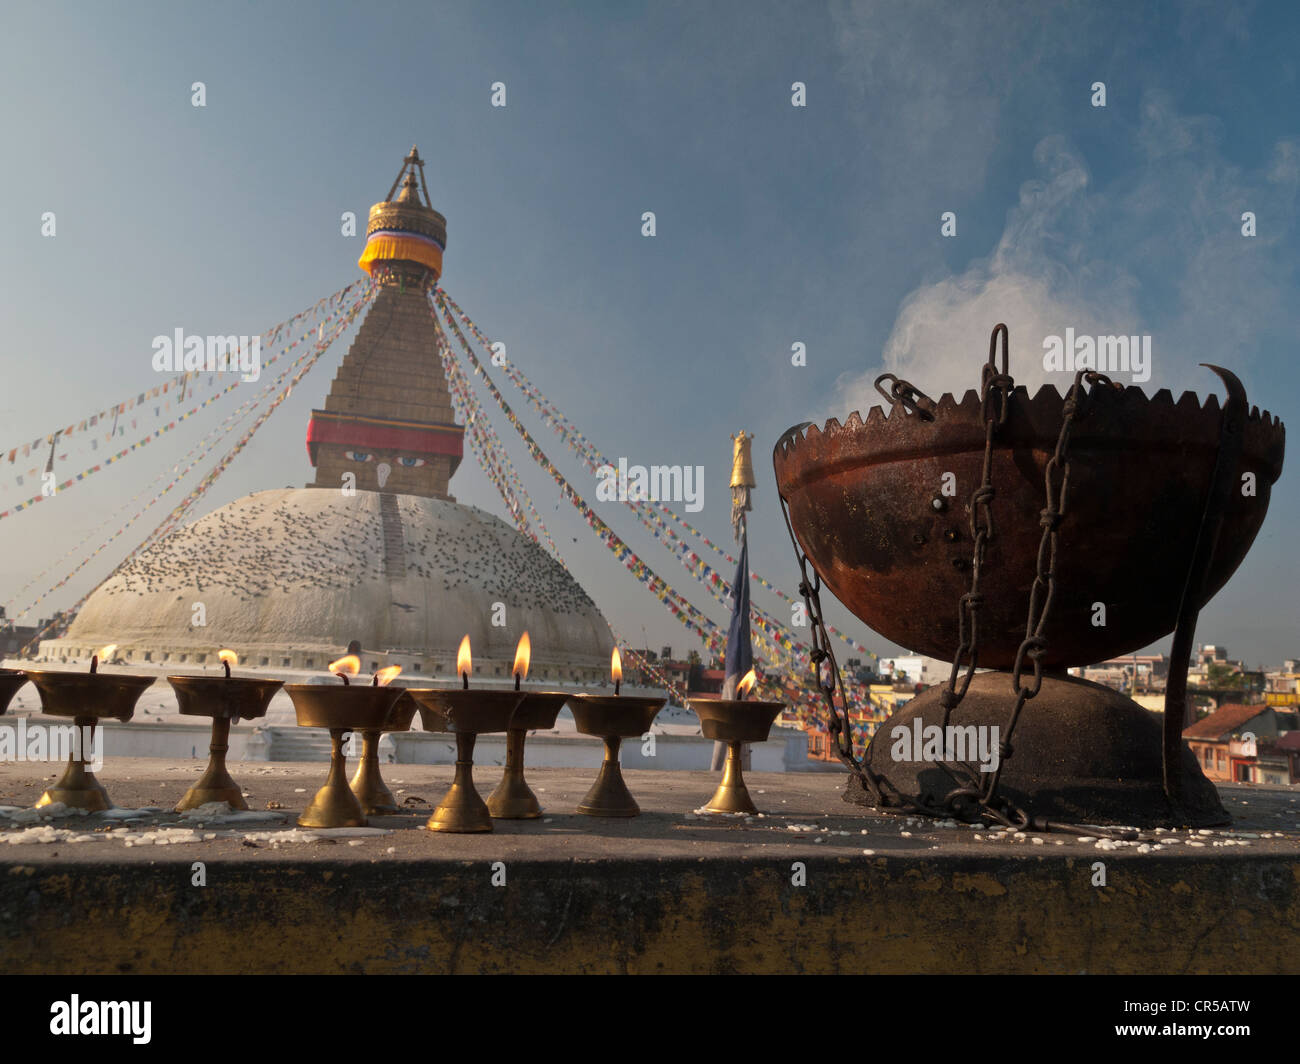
284;683;402;731
690;697;785;744
774;385;1285;668
0;669;28;715
23;670;155;722
168;675;283;720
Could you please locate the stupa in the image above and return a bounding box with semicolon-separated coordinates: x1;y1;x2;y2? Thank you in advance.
308;147;462;500
41;149;615;682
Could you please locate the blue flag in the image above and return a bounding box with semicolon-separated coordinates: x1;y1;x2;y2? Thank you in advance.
722;535;752;698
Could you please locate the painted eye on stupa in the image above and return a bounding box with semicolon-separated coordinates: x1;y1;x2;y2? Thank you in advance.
396;457;427;468
344;451;375;462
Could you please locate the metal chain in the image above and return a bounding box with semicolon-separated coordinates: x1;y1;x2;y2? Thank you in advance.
776;429;950;816
924;326;1016;813
775;428;932;811
970;367;1124;824
939;325;1013;729
874;373;937;421
872;363;979;805
772;457;878;796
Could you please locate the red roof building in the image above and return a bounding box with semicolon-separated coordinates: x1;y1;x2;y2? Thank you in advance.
1183;704;1283;783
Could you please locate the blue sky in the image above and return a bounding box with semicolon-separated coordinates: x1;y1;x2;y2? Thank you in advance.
0;0;1296;666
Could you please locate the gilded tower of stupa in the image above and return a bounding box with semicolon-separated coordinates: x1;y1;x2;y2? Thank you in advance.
307;147;464;499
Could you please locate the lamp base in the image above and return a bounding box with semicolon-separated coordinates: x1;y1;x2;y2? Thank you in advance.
36;719;111;811
36;775;112;813
350;730;398;815
299;730;367;829
704;741;757;814
427;732;493;832
175;782;245;812
576;737;640;817
487;728;542;819
176;716;247;812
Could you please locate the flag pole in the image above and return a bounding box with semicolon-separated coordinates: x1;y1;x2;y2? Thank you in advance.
712;431;757;772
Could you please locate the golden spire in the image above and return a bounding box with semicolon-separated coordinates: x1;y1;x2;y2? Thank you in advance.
385;145;430;207
358;146;447;284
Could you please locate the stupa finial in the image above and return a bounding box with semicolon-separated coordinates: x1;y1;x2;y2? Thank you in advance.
360;146;446;284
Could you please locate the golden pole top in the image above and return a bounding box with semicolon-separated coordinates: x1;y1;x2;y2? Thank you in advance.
730;431;756;490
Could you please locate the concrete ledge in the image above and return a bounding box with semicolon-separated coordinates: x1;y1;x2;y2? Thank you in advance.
1;761;1297;974
4;853;1299;974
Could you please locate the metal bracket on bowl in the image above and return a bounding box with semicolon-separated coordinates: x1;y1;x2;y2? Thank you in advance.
1162;365;1247;812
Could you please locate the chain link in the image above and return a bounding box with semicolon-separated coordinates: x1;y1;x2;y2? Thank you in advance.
874;373;937;421
774;426;944;813
973;368;1123;820
938;325;1012;728
772;471;878;800
934;329;1120;828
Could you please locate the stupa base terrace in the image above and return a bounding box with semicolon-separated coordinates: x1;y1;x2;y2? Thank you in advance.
1;759;1296;975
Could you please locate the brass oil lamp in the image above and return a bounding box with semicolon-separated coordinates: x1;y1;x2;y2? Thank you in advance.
487;632;571;819
348;666;415;815
773;326;1286;828
0;668;27;715
690;669;784;814
23;645;153;811
284;655;403;828
570;649;665;817
406;636;524;833
168;650;283;811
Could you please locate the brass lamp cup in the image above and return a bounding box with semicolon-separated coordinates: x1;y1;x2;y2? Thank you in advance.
690;698;784;815
349;690;418;815
167;675;283;812
570;694;665;817
415;698;449;733
487;691;570;819
405;688;524;832
284;684;403;828
0;669;28;715
23;670;154;722
23;669;154;811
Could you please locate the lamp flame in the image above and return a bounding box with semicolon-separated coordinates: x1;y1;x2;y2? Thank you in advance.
329;655;361;681
611;647;622;695
513;632;531;684
374;665;402;687
218;649;239;668
90;642;118;674
738;669;758;699
457;635;472;688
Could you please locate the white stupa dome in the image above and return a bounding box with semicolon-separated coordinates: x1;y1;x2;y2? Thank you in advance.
44;488;614;684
